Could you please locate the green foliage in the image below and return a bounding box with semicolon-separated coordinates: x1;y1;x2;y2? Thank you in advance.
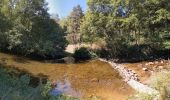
0;66;82;100
164;41;170;49
0;66;44;100
66;5;84;44
42;81;79;100
49;94;80;100
42;81;53;98
0;0;68;58
95;48;110;59
80;0;170;58
73;47;91;61
80;12;106;44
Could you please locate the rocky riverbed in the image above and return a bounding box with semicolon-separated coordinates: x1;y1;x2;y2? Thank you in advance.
99;58;160;99
99;59;139;82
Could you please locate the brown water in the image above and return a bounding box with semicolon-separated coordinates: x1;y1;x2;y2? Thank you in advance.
0;52;134;100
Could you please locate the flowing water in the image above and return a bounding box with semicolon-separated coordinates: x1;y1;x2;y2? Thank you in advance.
0;52;134;100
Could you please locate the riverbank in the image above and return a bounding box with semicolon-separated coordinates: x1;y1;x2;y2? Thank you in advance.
99;58;169;100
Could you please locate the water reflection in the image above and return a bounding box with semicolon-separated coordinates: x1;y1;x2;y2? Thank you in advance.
51;79;83;98
0;52;134;100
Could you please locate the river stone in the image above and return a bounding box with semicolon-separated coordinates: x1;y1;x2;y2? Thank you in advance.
160;60;164;64
155;61;159;64
148;62;154;65
145;63;149;66
91;78;99;82
142;68;148;71
99;58;159;98
158;66;164;69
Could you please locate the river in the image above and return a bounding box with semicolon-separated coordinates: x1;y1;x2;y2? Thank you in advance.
0;52;134;100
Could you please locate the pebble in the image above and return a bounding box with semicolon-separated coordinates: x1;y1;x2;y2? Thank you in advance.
158;66;164;69
91;78;99;82
99;59;139;81
155;61;159;64
145;63;149;66
99;58;159;98
161;60;164;64
143;68;148;71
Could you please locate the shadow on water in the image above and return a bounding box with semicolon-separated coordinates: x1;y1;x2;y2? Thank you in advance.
2;64;83;97
12;57;30;64
0;65;48;88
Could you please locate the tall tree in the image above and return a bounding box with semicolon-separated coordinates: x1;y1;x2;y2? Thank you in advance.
51;14;60;23
67;5;84;44
0;0;68;57
0;1;12;50
81;0;170;57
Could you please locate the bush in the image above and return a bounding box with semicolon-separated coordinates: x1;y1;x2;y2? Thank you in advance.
0;66;44;100
95;48;111;59
73;47;91;61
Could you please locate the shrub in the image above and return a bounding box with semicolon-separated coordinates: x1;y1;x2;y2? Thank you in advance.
0;66;44;100
73;47;91;61
95;48;110;59
0;66;79;100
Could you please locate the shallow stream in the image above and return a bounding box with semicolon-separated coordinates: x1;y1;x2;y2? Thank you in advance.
0;53;134;100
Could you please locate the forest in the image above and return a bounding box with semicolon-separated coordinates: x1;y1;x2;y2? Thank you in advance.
0;0;170;100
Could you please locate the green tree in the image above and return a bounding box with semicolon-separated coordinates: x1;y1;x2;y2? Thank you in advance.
67;5;84;44
81;0;170;58
0;0;68;57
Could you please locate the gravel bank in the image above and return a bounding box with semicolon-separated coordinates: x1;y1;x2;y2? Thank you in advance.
99;58;159;99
